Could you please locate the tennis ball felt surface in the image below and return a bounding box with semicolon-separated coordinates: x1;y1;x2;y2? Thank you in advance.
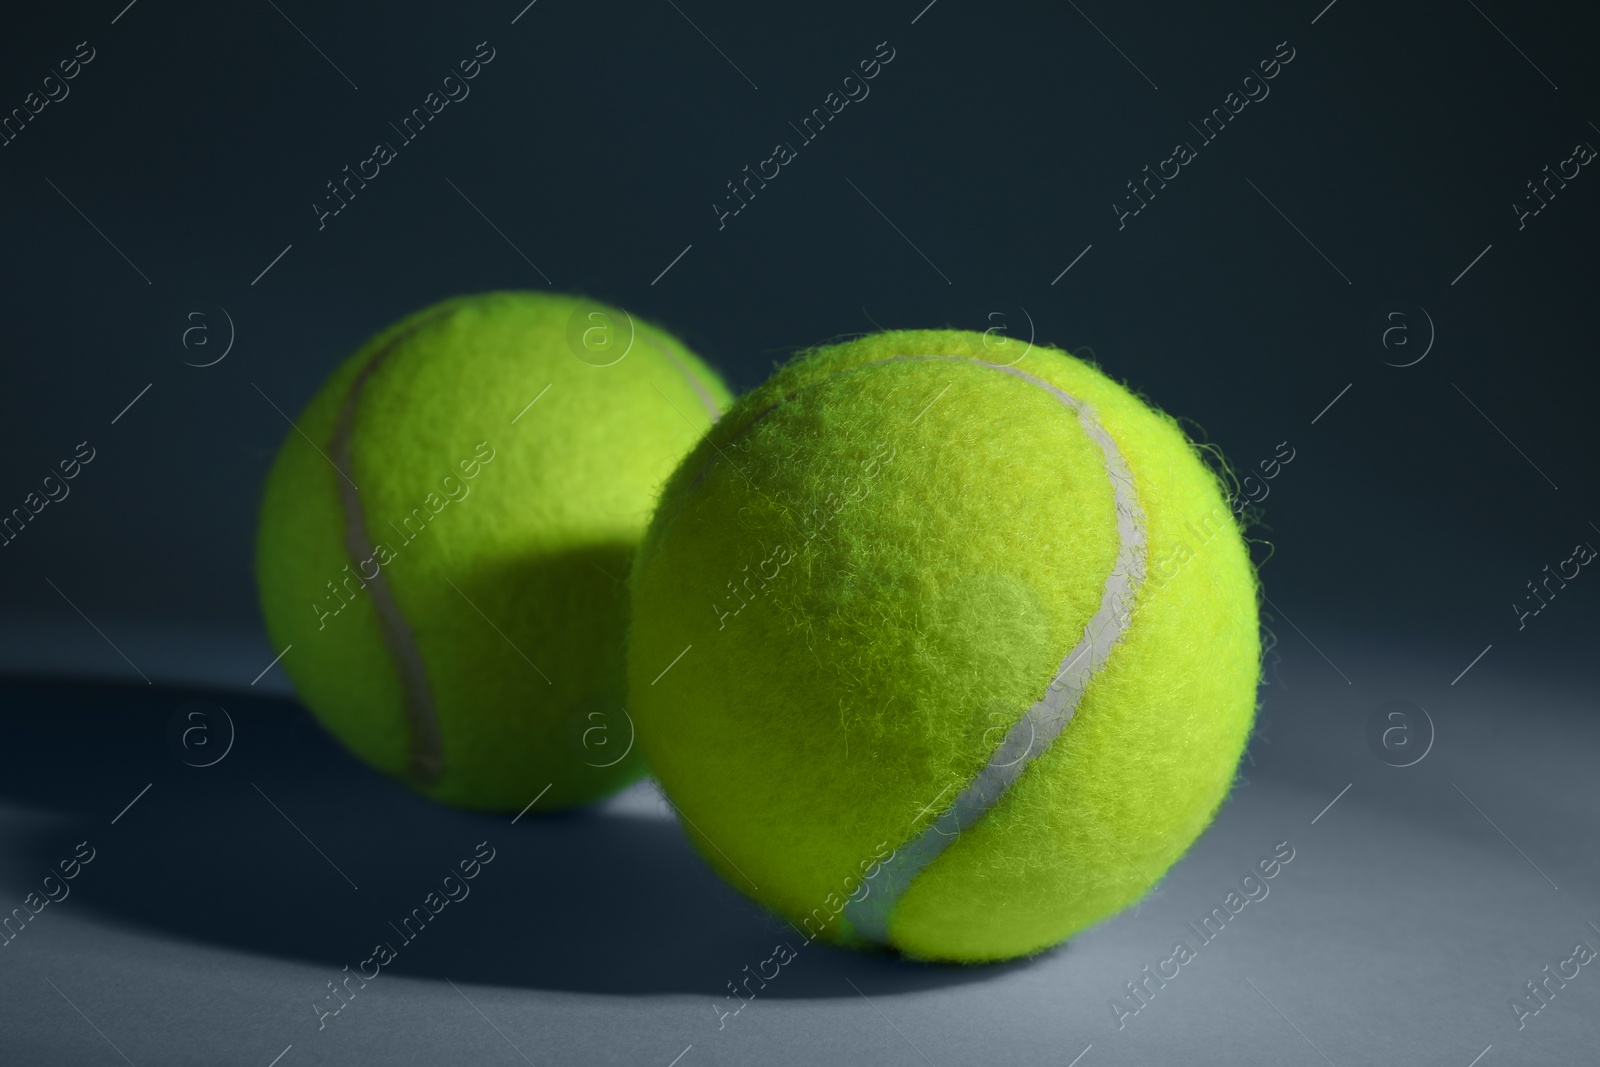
256;291;730;811
628;330;1259;962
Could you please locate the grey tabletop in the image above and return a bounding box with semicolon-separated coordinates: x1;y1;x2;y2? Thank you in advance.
0;631;1594;1067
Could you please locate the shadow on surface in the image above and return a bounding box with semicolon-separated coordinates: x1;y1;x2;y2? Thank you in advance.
0;676;1043;996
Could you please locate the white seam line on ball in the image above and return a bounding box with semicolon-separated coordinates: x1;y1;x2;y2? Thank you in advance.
329;311;455;787
644;332;724;420
840;356;1148;946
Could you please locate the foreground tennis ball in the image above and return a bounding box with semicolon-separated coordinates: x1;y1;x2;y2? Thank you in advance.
629;329;1258;961
257;291;730;810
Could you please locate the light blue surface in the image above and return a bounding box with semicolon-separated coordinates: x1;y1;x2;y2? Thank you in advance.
0;633;1595;1066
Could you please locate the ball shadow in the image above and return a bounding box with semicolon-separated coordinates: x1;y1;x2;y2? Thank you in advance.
0;676;1044;996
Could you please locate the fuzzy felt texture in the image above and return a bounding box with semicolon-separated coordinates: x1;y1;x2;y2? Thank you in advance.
256;291;730;810
628;330;1259;961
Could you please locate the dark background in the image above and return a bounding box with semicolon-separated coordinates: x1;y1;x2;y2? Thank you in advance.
0;2;1596;1065
1;0;1595;657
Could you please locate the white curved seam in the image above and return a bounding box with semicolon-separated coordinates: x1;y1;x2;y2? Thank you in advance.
839;356;1148;945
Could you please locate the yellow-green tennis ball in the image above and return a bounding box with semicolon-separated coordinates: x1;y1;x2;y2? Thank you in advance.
256;291;730;811
629;329;1259;962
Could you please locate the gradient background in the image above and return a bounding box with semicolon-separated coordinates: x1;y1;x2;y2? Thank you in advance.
0;1;1595;1064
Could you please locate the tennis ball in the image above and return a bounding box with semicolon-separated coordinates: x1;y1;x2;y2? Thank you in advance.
256;291;730;811
628;330;1259;962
